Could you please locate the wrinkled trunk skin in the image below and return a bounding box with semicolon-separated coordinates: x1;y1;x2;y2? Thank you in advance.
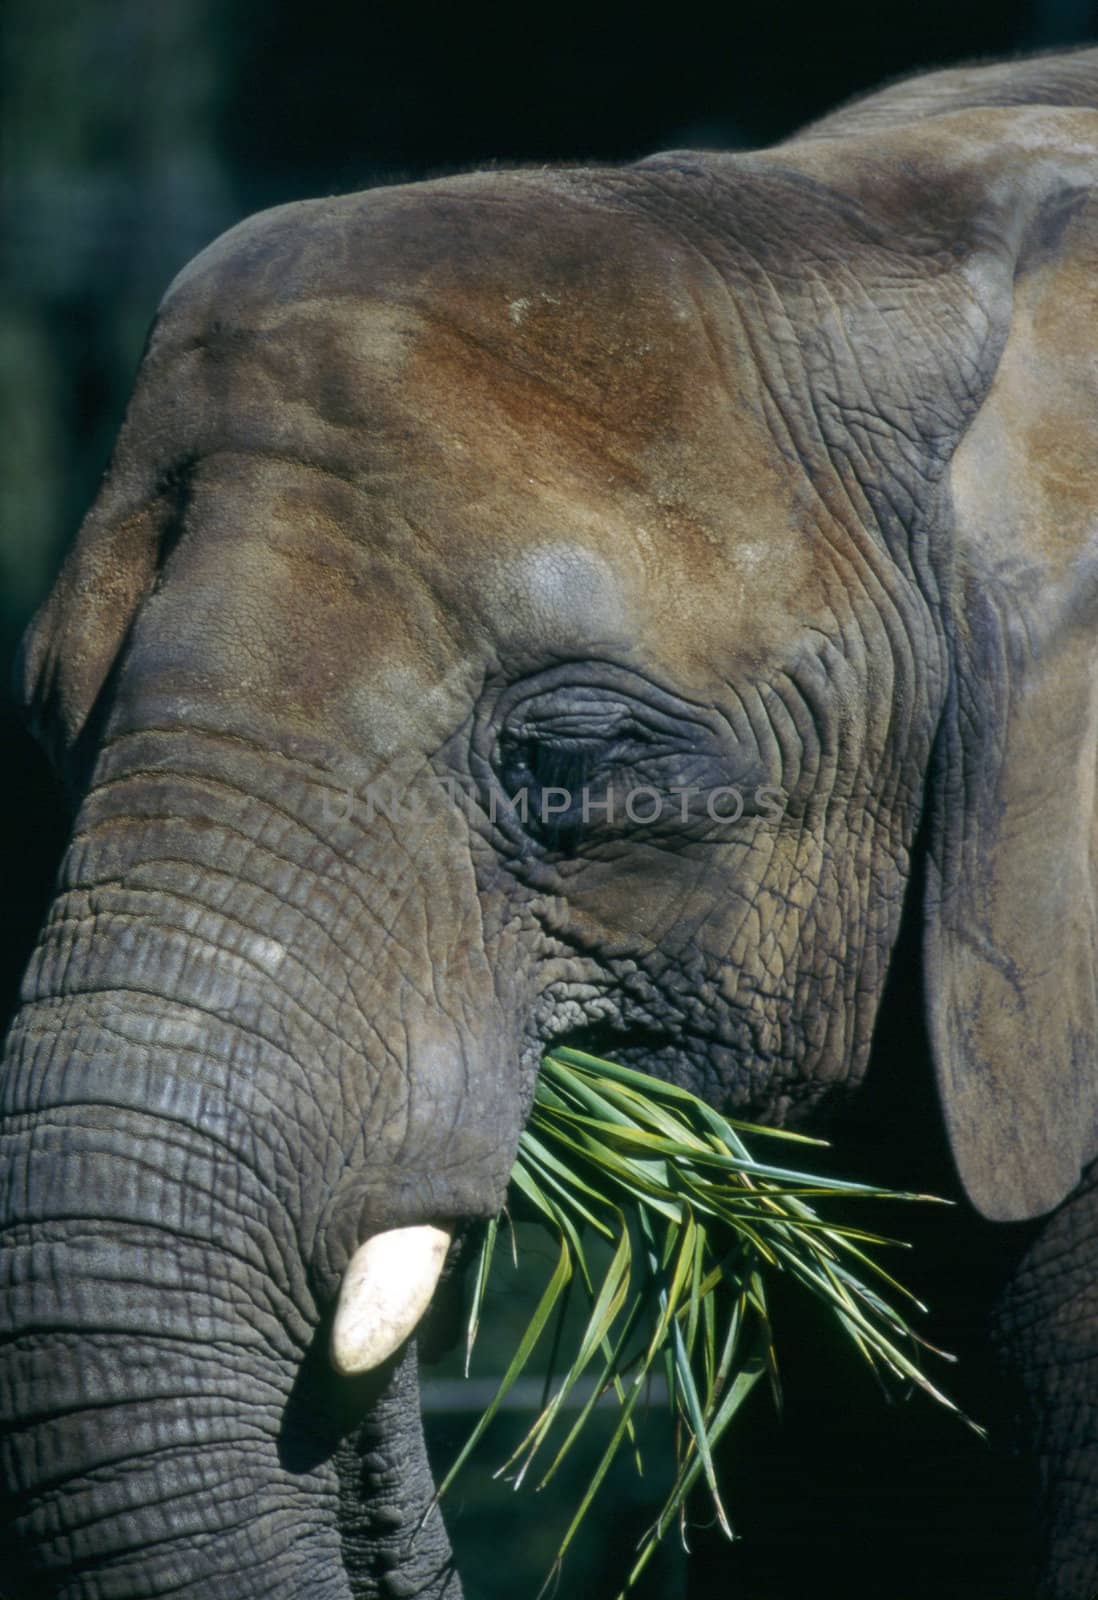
0;740;500;1598
334;1347;458;1599
0;996;352;1598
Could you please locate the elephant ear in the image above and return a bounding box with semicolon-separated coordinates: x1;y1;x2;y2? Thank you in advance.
801;74;1098;1220
17;363;181;787
927;165;1098;1222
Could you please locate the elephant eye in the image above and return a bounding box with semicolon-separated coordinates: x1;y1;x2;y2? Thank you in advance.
485;680;716;852
496;733;608;849
509;736;601;794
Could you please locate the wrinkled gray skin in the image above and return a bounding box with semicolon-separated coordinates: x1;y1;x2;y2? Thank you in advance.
2;48;1098;1600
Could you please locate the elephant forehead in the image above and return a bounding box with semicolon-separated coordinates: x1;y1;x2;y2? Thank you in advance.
140;176;867;697
150;167;791;494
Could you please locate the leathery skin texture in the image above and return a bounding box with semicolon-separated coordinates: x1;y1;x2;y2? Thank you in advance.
2;45;1098;1600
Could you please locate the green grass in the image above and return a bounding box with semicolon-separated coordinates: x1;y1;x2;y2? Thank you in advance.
435;1047;978;1598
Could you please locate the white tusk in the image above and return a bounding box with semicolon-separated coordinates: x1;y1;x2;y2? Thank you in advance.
330;1223;452;1376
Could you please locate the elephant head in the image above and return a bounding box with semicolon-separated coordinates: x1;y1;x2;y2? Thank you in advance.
2;48;1098;1599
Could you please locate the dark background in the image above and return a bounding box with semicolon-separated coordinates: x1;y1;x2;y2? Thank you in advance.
3;4;1097;1595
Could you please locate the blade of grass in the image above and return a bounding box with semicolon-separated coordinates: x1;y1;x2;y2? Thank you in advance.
465;1214;499;1377
434;1228;572;1506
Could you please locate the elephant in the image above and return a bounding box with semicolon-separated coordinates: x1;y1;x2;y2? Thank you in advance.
2;42;1098;1600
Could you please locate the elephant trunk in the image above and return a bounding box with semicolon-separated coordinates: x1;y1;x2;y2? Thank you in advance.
0;743;512;1596
0;989;363;1597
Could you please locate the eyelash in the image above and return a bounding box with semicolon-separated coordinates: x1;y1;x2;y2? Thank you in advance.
500;737;603;796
